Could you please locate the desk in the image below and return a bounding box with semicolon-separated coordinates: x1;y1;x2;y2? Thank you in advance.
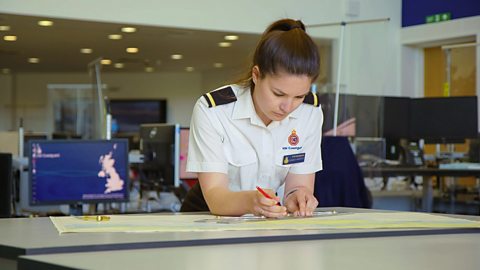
17;233;480;270
1;208;479;270
362;167;480;212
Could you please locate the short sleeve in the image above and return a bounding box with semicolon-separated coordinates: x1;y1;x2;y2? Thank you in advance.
186;98;229;173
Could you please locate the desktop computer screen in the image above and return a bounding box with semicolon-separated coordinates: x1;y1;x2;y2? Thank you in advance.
29;139;129;205
139;123;180;188
409;96;478;143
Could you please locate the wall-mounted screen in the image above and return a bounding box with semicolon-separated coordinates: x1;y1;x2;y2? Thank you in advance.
110;99;167;133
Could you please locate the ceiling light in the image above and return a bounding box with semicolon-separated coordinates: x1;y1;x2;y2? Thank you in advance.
100;59;112;65
0;25;10;31
1;68;10;74
38;20;54;27
171;54;183;60
213;63;223;68
218;42;232;48
145;67;154;72
108;34;122;40
3;35;17;41
28;58;40;64
126;47;139;53
121;27;136;33
185;66;194;72
114;63;124;68
224;35;239;41
80;48;93;54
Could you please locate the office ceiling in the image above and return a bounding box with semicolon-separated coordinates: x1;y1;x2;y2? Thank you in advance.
0;13;264;73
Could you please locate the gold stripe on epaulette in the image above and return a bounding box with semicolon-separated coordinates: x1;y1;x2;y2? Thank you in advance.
206;92;216;107
313;92;318;107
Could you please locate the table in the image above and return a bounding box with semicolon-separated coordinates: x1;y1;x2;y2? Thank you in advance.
17;233;480;270
362;166;480;212
1;207;479;270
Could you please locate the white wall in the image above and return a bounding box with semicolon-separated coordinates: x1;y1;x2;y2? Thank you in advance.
0;75;13;130
6;71;204;133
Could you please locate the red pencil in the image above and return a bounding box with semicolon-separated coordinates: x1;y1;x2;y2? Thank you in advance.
256;186;281;206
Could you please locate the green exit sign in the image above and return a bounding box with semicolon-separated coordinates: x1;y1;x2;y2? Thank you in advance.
426;12;451;24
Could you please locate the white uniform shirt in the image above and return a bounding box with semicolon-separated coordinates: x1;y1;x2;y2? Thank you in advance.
187;84;323;192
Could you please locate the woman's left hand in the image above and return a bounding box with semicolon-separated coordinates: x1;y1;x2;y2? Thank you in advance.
283;187;318;216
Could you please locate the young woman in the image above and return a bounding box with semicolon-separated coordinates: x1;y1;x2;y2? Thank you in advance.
181;18;323;217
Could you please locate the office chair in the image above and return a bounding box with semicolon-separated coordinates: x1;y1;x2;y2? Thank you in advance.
314;136;372;208
0;153;13;218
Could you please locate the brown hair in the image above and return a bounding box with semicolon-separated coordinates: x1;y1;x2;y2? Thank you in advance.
238;19;320;89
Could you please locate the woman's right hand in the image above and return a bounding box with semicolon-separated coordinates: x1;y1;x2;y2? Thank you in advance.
252;188;287;218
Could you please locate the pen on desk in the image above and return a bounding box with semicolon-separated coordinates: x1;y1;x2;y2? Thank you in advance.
256;186;281;206
81;215;110;222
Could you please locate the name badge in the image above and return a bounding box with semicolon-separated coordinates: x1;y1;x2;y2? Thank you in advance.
283;153;305;165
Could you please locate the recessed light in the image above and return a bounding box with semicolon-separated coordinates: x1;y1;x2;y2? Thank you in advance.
145;67;154;72
80;48;93;54
121;27;136;33
185;66;195;72
38;20;54;27
108;34;122;40
28;58;40;64
224;35;239;41
0;25;10;31
213;63;223;68
3;35;17;41
114;63;124;68
100;59;112;65
171;54;183;60
218;42;232;48
126;47;139;53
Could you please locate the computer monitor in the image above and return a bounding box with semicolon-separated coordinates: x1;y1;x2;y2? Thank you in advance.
354;137;386;164
409;96;478;143
110;99;167;133
139;124;180;188
28;139;129;206
179;128;197;180
382;96;410;139
23;133;48;157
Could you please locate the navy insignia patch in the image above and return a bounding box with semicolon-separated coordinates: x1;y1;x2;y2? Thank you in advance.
283;153;306;165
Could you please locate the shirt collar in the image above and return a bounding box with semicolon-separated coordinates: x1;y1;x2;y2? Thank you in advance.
231;85;254;120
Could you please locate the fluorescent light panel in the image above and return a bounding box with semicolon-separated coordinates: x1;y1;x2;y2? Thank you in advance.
126;47;139;53
3;35;17;41
108;34;122;40
121;27;136;33
171;54;183;60
224;35;239;41
38;20;54;27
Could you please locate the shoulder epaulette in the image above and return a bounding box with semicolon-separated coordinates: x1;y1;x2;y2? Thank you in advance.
203;86;237;108
303;91;319;107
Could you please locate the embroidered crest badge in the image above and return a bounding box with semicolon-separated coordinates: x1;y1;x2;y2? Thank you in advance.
288;129;299;146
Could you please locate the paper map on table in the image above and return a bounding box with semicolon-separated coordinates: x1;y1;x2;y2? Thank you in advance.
50;211;480;234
